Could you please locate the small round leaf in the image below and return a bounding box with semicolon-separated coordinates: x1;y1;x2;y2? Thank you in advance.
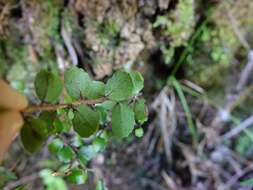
57;147;74;163
34;70;63;103
134;128;144;138
105;71;134;101
39;111;57;134
129;71;144;95
73;105;100;137
111;103;135;138
64;66;91;100
77;145;98;161
85;81;105;99
48;138;64;154
96;180;107;190
133;98;148;124
20;118;48;153
66;169;88;185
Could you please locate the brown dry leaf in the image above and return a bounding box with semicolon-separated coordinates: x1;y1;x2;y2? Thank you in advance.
0;79;28;111
0;111;24;162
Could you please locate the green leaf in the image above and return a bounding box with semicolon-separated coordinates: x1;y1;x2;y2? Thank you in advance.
20;118;48;153
73;105;100;137
39;169;67;190
105;70;134;101
153;15;169;28
67;109;74;120
53;119;64;133
0;167;17;187
48;138;64;154
54;110;74;132
77;145;98;162
56;108;67;116
77;152;88;166
34;70;63;103
77;137;108;164
95;106;107;123
111;103;135;138
100;131;110;142
86;81;105;99
24;117;49;138
53;117;72;133
57;147;74;163
64;66;91;100
70;136;83;148
134;98;148;124
92;137;107;152
96;101;116;123
170;76;198;143
97;100;116;110
241;178;253;186
64;94;73;103
39;111;57;133
134;128;144;138
66;169;87;185
96;180;107;190
129;71;144;95
61;118;73;132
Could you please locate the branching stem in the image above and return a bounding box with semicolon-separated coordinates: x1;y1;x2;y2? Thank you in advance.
21;97;106;113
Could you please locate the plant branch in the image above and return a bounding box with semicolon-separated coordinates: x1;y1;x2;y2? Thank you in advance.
4;174;39;190
21;97;106;113
221;114;253;140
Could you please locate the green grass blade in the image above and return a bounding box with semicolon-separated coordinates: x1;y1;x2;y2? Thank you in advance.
169;76;198;144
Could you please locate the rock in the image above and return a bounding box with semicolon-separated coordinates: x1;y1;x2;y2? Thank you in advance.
158;0;170;10
77;0;157;78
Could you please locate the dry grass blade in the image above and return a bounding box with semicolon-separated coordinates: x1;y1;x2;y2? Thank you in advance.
222;114;253;140
151;87;177;162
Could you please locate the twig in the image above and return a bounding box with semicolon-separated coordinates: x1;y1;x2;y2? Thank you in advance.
21;97;106;113
4;173;39;190
211;49;253;132
222;114;253;140
223;164;253;190
61;26;78;66
162;170;179;190
236;50;253;91
151;88;176;162
227;85;253;112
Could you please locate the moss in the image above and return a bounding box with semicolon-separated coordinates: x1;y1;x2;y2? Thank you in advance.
184;0;253;82
153;0;195;64
62;9;84;40
0;38;28;71
97;19;121;48
30;0;62;61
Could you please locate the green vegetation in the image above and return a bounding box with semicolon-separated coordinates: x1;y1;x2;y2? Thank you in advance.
17;66;147;187
153;0;195;64
97;19;121;48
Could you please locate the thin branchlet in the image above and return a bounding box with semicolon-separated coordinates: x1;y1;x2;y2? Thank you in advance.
21;97;107;113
